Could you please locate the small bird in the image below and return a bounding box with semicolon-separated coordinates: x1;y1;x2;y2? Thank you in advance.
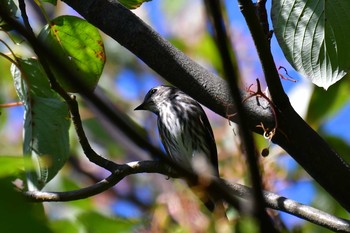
135;85;221;211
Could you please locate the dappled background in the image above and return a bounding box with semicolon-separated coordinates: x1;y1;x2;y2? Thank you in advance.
1;0;350;232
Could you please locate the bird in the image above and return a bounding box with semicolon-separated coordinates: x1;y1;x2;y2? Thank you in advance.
135;85;221;211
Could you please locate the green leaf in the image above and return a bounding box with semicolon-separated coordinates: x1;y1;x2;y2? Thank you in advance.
119;0;151;9
50;219;79;233
0;177;53;233
236;217;259;233
0;156;35;177
0;0;18;31
78;212;139;233
41;0;57;5
11;58;71;190
306;78;350;126
323;135;350;165
38;15;105;93
271;0;350;89
83;118;125;157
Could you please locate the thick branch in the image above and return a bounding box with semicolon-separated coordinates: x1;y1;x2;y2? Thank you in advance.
59;0;350;212
61;0;275;131
2;0;350;221
24;160;350;233
0;9;243;210
236;0;350;212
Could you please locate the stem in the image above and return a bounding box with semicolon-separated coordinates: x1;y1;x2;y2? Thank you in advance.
204;1;276;232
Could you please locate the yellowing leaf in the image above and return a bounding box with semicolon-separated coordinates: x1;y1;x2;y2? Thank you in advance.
38;15;105;93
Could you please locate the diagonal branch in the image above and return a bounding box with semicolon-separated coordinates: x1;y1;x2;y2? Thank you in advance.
0;7;242;211
60;0;350;212
24;160;350;233
237;0;288;107
236;0;350;212
16;0;119;173
230;182;350;233
61;0;275;132
2;0;350;221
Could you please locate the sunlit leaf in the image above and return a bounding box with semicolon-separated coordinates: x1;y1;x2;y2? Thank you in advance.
11;58;70;190
236;217;259;233
41;0;57;5
50;219;79;233
60;175;94;210
0;156;34;177
119;0;151;9
271;0;350;89
306;79;350;126
38;15;105;93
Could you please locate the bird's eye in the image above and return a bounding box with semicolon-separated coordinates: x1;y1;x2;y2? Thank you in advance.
150;88;157;95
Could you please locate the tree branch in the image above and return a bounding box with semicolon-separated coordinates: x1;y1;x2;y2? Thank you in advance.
59;0;350;212
2;0;350;226
61;0;275;132
230;182;350;233
237;0;288;108
16;1;119;173
24;160;350;233
24;161;171;201
204;1;275;232
18;0;34;34
236;0;350;212
0;8;244;211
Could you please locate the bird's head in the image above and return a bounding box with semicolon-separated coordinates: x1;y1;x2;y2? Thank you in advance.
134;85;176;115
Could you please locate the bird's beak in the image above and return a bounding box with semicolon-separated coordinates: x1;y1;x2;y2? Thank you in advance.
134;102;146;111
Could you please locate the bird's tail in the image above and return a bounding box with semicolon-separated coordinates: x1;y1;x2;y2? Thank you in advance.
188;182;227;219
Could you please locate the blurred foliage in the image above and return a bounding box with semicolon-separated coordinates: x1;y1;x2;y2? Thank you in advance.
0;0;18;31
0;156;34;178
306;77;350;127
0;0;349;232
119;0;152;9
0;177;52;233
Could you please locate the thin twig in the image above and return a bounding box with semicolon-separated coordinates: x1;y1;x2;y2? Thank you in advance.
256;0;273;42
65;95;120;172
3;3;350;231
237;0;350;213
68;156;152;210
204;1;276;231
0;8;242;211
24;160;172;201
24;160;350;233
5;2;120;173
18;0;34;34
0;102;23;108
237;0;289;108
